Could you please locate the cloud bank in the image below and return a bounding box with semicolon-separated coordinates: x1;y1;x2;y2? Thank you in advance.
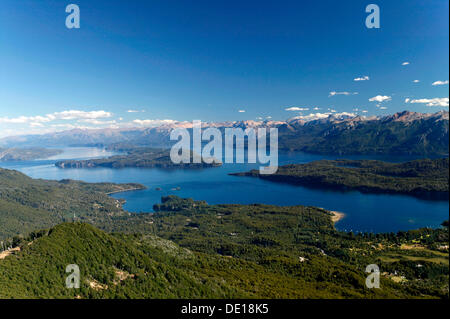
432;80;449;86
405;98;449;107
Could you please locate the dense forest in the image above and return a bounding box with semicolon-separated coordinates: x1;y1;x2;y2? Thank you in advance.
231;158;449;199
0;167;145;240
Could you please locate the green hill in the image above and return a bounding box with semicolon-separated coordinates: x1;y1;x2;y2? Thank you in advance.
3;222;447;299
0;167;145;240
0;222;241;298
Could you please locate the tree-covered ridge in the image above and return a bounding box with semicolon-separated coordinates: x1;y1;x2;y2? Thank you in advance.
0;223;241;298
1;220;447;299
231;158;449;199
55;147;221;169
0;147;62;161
278;111;449;155
0;167;145;240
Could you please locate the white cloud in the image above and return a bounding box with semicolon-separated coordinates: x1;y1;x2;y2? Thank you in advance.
30;122;44;127
402;62;410;66
132;119;177;126
336;112;357;117
50;110;112;120
369;95;391;103
405;97;449;107
380;106;388;110
0;115;51;124
354;76;370;81
329;91;358;97
362;110;368;113
0;109;118;138
290;112;356;122
285;107;309;111
127;110;140;113
238;110;246;113
313;107;320;110
50;123;78;129
432;80;449;86
78;119;117;125
0;110;112;125
413;80;420;83
291;113;331;121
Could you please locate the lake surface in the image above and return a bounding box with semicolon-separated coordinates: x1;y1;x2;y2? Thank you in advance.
1;147;448;233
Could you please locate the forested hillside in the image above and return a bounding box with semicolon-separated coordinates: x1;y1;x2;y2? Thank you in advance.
1;220;448;298
231;158;449;199
0;167;145;240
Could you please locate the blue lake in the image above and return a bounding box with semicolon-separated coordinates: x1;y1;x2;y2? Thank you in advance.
1;147;448;233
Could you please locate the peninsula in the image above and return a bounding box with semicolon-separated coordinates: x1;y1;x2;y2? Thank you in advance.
231;158;449;200
55;147;221;169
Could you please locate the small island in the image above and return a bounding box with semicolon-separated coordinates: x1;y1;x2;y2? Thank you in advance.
231;158;449;200
55;147;222;169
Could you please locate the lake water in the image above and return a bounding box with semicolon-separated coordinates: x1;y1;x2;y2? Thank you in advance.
0;147;448;233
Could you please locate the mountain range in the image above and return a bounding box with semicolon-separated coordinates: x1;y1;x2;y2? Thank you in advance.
0;110;448;156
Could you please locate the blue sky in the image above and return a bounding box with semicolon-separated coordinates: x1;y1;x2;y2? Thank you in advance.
0;0;448;136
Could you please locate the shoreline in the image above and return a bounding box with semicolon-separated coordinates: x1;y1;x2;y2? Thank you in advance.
105;187;146;195
330;211;345;224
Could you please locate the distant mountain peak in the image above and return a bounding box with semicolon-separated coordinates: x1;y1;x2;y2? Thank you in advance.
383;110;449;123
